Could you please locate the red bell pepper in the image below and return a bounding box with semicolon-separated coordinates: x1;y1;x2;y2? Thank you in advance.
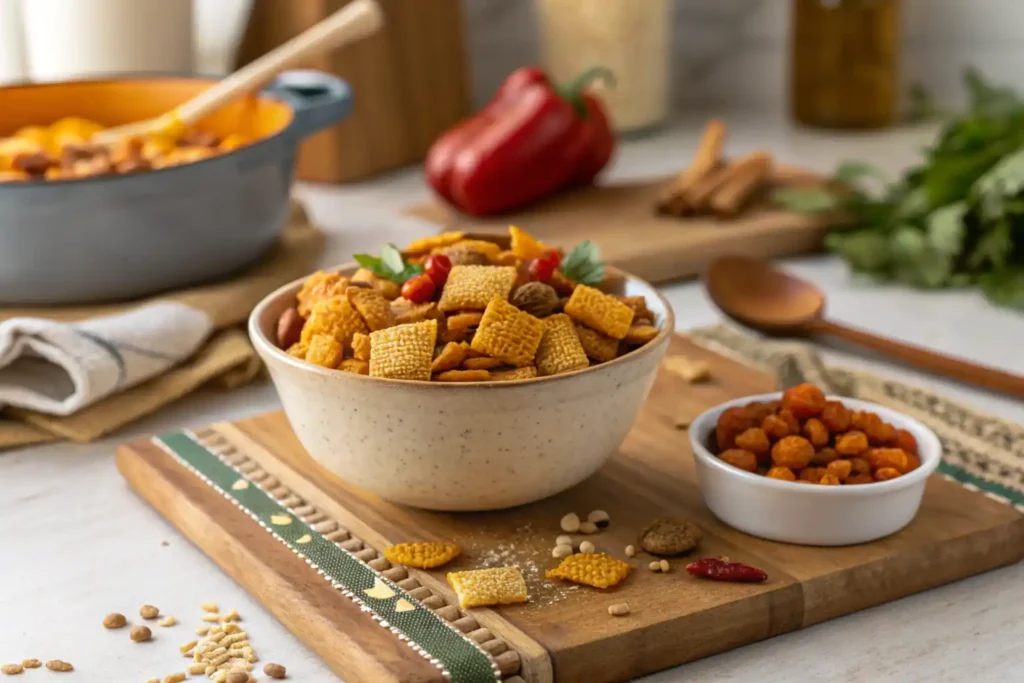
425;67;615;216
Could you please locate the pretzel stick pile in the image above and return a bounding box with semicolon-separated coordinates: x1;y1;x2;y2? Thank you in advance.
656;120;776;219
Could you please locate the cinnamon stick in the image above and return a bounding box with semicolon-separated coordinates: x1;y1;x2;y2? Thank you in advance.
708;151;773;216
657;119;727;215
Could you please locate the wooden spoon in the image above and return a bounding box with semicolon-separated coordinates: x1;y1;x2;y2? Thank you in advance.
704;255;1024;399
93;0;383;144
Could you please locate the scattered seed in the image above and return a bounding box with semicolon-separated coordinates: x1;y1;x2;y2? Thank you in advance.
130;625;153;642
45;660;73;672
161;540;170;546
146;679;160;683
223;623;243;634
179;640;198;654
559;513;580;533
200;602;219;613
221;608;241;623
187;664;207;675
587;509;610;528
555;535;573;547
158;616;177;627
140;604;160;619
212;673;228;683
1;664;23;675
264;662;287;679
201;613;223;623
648;561;662;572
226;672;251;683
552;544;574;559
625;544;636;557
164;674;186;683
196;626;210;636
579;540;596;554
20;661;40;670
607;603;630;616
578;521;599;535
103;612;127;629
660;559;671;572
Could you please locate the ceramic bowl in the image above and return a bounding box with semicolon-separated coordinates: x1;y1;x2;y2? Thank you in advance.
249;265;675;511
689;393;941;546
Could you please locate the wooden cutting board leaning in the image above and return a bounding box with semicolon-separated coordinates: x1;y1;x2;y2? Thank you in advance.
116;335;1024;683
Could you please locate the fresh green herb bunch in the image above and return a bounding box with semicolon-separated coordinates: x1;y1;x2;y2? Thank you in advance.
774;68;1024;310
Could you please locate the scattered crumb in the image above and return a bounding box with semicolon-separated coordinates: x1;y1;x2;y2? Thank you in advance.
45;660;73;672
130;625;153;642
19;661;40;670
264;662;287;679
161;540;170;547
140;604;160;620
1;664;23;675
158;616;177;627
607;603;630;616
103;612;127;629
200;602;219;613
662;355;711;383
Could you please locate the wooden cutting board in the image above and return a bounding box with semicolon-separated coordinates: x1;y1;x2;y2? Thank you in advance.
116;336;1024;683
406;173;833;284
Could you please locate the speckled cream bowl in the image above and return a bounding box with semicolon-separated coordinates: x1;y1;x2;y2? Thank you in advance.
249;264;675;511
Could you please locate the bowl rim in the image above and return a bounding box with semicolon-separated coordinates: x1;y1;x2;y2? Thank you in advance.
248;262;676;389
0;74;294;192
688;392;941;495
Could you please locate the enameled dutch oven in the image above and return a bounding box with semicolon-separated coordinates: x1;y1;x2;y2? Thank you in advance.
0;70;351;305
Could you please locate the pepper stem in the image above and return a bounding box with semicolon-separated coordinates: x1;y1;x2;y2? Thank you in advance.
556;66;616;118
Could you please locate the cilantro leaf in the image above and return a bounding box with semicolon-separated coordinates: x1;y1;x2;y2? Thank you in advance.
561;241;606;285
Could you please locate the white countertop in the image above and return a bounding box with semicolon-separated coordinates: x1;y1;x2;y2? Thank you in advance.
2;116;1022;682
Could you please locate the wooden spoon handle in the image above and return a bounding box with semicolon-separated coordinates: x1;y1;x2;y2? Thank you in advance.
811;319;1024;399
177;0;383;126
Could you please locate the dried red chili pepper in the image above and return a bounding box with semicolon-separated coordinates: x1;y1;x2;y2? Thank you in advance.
685;557;768;583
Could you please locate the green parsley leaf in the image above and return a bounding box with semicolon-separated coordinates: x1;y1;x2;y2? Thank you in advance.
771;187;841;214
353;245;422;284
380;243;405;274
561;240;606;285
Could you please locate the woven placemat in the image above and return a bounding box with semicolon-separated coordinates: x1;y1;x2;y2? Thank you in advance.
689;324;1024;511
0;201;324;448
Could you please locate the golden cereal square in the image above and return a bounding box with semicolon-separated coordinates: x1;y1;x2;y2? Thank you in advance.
564;285;635;340
433;369;491;382
470;297;544;367
575;324;619;362
347;287;395;331
339;358;369;375
491;366;538;381
438;266;517;312
384;542;461;569
545;552;630;589
536;313;589;376
301;296;369;348
406;231;465;255
447;567;528;608
305;334;343;369
296;271;350;317
352;332;371;362
369;319;437;381
431;341;470;373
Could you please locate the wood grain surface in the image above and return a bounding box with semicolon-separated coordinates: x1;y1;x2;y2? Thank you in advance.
117;335;1024;683
406;176;832;285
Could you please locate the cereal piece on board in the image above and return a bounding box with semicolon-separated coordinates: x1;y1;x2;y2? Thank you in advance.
296;271;350;317
340;359;369;375
663;355;711;383
406;231;465;255
434;369;491;382
536;314;589;376
509;225;548;261
616;295;654;321
301;296;369;349
391;299;440;325
546;552;630;589
431;342;471;373
369;320;437;381
564;285;635;340
623;324;659;345
305;334;343;369
576;324;619;362
448;567;529;608
462;356;504;370
638;518;702;556
438;266;517;312
347;286;394;331
490;366;538;381
471;297;545;367
352;332;371;362
384;542;461;569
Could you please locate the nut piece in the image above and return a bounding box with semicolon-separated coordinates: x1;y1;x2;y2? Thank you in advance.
226;672;251;683
579;541;596;554
158;616;177;627
578;521;599;535
607;603;631;617
164;674;186;683
587;509;611;528
140;604;160;619
625;544;636;557
639;517;703;557
45;660;73;672
264;662;287;679
1;664;23;675
201;602;219;613
660;559;671;573
559;513;581;533
555;535;573;547
179;639;197;654
20;661;40;669
552;544;574;559
103;612;127;629
511;282;560;318
648;561;662;572
130;625;153;642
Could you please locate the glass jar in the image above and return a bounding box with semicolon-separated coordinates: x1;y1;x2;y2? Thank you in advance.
535;0;671;135
790;0;901;129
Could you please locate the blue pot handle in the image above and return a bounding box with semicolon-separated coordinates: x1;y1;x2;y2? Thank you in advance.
263;70;353;140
